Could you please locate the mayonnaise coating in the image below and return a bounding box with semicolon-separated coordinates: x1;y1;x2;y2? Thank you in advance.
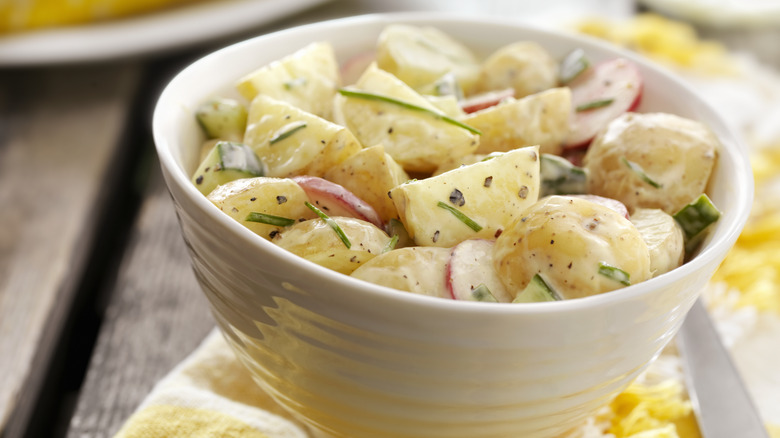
583;112;718;214
493;196;652;299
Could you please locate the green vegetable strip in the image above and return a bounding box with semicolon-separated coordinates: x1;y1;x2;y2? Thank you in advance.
576;98;614;112
673;194;721;240
305;201;352;249
382;234;399;253
471;284;498;302
270;122;307;144
338;88;482;135
245;212;296;227
621;157;662;188
598;262;631;286
436;201;483;232
283;77;307;90
560;48;590;84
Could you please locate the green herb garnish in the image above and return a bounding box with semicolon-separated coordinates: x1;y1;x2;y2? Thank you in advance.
598;262;631;286
576;98;614;112
283;77;307;90
269;122;307;144
621;157;662;188
513;274;561;303
338;88;482;135
245;212;296;227
436;201;482;232
382;234;399;253
305;201;351;249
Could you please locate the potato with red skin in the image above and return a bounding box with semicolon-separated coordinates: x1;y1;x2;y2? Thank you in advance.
493;195;651;299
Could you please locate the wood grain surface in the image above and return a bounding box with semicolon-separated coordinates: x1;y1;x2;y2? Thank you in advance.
66;165;215;438
0;64;142;437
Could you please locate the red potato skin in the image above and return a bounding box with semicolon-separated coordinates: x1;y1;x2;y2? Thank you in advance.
291;176;384;229
459;88;515;113
563;58;644;150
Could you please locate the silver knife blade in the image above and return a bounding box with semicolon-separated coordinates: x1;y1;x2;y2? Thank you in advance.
677;298;770;438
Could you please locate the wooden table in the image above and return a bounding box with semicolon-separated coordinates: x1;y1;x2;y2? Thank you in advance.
0;2;776;437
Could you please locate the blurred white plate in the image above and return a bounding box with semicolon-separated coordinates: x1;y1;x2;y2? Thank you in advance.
640;0;780;28
0;0;330;66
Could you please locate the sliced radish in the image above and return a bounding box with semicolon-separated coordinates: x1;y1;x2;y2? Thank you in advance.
340;50;376;86
292;176;384;229
569;194;629;219
459;88;515;114
563;58;643;149
446;239;512;302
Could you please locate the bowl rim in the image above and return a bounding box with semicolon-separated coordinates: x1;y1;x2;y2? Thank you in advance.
153;11;754;316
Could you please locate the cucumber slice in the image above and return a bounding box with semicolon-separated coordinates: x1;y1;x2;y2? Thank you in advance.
673;193;721;253
470;284;498;303
513;274;562;303
540;153;588;196
195;98;248;142
191;141;264;195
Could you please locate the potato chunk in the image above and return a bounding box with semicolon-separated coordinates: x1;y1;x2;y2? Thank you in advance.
323;144;410;223
583;112;718;214
474;41;559;98
376;24;481;94
630;208;684;276
207;177;316;240
273;217;391;275
464;87;571;156
236;42;339;120
244;95;361;178
336;64;479;173
494;195;651;300
350;247;452;298
390;146;540;248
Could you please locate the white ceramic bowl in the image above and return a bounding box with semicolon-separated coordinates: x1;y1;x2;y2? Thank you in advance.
153;13;753;438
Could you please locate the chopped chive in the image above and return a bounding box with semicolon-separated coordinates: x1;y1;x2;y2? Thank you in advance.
382;234;399;253
471;284;498;302
560;48;590;84
436;201;482;232
576;98;614;112
283;77;307;90
245;212;296;227
598;262;631;286
270;122;307;144
338;88;482;135
621;157;662;188
513;274;561;303
305;201;352;249
480;152;504;162
673;193;721;241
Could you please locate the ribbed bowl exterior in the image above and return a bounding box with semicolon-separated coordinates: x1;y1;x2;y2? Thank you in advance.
154;13;752;438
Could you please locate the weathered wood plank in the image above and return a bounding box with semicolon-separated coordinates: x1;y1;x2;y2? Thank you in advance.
66;163;214;438
0;63;142;437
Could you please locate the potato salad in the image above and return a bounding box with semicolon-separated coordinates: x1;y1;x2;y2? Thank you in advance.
190;24;722;303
